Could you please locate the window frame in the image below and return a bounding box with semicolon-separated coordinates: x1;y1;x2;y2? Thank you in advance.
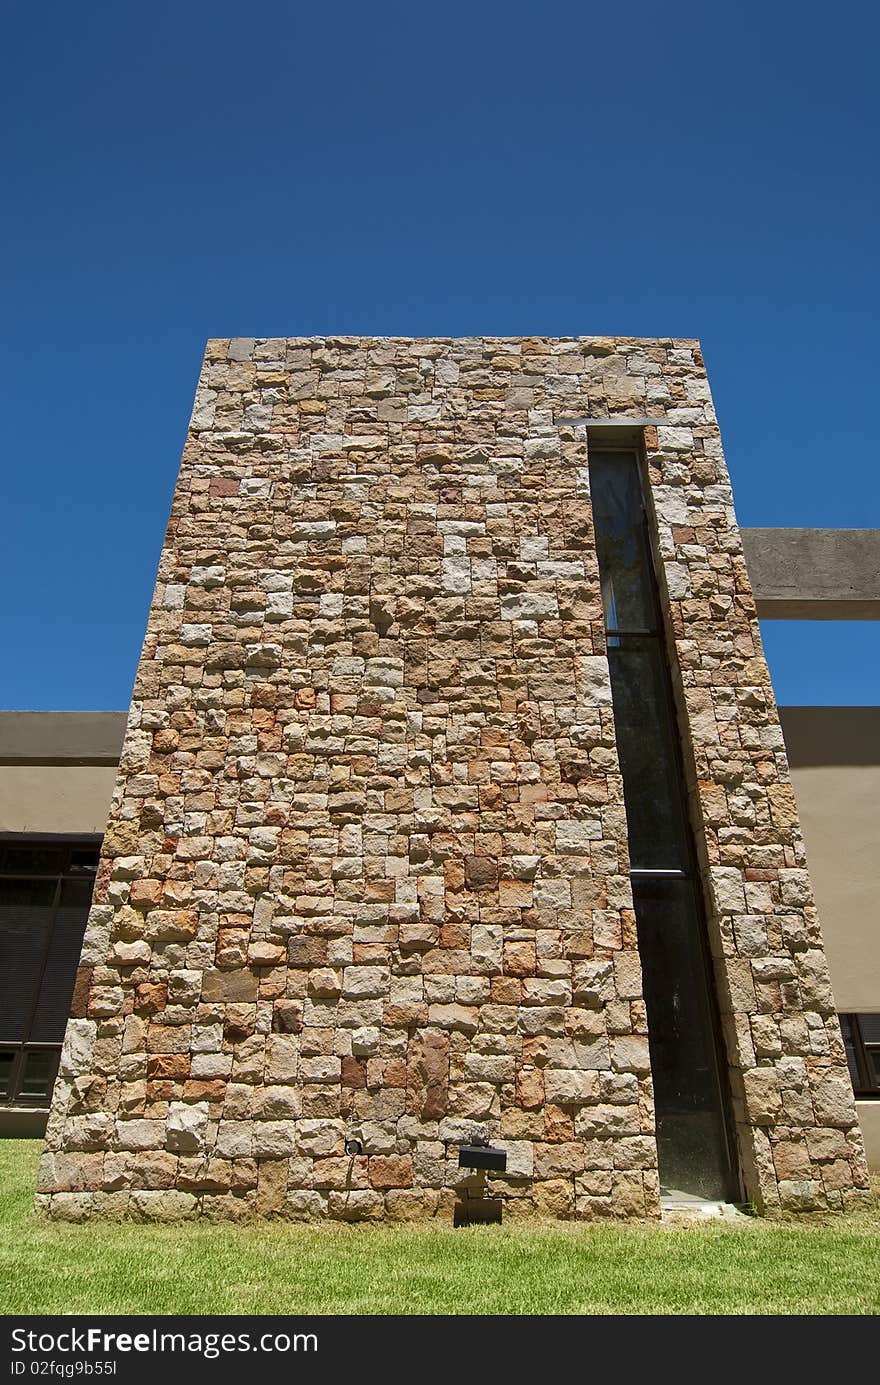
0;834;100;1108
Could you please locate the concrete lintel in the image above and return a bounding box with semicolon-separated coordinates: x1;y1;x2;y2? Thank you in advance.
742;528;880;620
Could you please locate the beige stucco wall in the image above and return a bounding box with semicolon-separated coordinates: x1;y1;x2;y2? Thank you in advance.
855;1103;880;1171
0;764;117;835
781;709;880;1014
788;761;880;1012
794;757;880;1168
781;708;880;1172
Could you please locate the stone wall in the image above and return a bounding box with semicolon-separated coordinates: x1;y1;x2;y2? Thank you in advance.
37;336;868;1219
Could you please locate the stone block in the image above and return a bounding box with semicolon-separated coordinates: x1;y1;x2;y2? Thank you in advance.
166;1102;209;1154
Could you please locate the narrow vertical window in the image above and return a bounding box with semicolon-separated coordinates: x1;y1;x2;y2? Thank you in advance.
589;450;737;1202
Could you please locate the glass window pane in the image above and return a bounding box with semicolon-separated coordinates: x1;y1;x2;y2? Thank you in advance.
69;848;100;875
0;879;56;1042
632;875;733;1201
30;878;95;1044
0;1049;14;1101
858;1014;880;1044
607;638;691;870
589;453;657;631
839;1014;863;1093
0;845;65;875
18;1049;57;1103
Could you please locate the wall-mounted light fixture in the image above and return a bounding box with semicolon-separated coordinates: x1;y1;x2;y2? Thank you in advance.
454;1136;507;1225
458;1138;507;1173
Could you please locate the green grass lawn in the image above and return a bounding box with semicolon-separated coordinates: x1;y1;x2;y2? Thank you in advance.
2;1141;878;1315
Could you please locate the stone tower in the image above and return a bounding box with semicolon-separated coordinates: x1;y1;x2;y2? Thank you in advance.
37;337;870;1220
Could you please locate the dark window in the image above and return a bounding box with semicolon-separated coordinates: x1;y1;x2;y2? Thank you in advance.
840;1014;880;1098
601;635;691;871
0;838;99;1108
589;450;738;1202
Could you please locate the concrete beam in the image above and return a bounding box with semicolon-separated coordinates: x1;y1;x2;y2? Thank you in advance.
742;528;880;619
0;712;127;765
778;706;880;767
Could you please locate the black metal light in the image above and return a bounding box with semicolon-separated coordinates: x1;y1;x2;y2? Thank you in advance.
458;1138;507;1172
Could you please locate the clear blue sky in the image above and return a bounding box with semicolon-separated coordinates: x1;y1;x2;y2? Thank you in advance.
2;1;877;709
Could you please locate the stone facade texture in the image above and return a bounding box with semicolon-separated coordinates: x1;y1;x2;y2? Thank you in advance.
37;336;869;1220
